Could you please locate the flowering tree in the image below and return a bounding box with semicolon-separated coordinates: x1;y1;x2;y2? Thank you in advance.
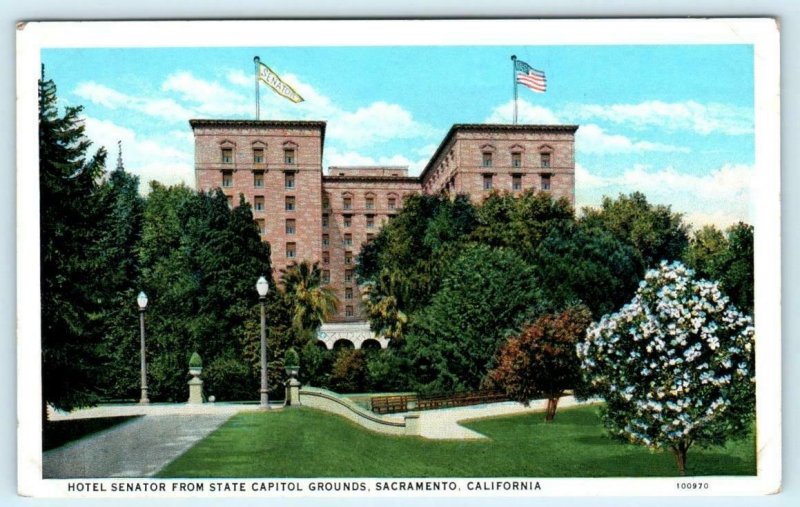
577;261;755;475
486;305;593;422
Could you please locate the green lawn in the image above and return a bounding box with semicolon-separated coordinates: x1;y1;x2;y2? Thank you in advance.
156;406;755;478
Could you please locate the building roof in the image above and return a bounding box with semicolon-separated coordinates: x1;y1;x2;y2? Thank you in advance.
419;123;579;183
189;119;327;154
322;175;420;184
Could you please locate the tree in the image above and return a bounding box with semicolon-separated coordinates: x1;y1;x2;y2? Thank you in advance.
683;223;754;315
405;245;546;393
717;223;754;315
577;261;755;475
471;190;574;260
582;192;689;268
137;185;273;401
39;69;108;411
360;269;411;343
486;305;592;422
532;223;642;318
281;260;338;342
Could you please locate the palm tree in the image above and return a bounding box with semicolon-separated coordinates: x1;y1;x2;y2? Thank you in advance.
280;261;338;342
361;269;409;342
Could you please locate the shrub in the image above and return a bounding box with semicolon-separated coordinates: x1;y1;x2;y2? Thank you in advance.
577;261;755;474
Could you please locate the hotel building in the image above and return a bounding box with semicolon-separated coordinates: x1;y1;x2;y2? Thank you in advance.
191;119;577;347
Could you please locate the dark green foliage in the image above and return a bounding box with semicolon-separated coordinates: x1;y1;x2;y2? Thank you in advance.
405;245;546;393
43;416;141;451
137;184;273;401
532;223;642;318
718;223;755;315
581;192;689;269
39;70;110;411
189;352;203;368
299;341;333;387
683;222;754;314
202;357;257;402
471;190;574;258
329;349;369;393
284;348;300;368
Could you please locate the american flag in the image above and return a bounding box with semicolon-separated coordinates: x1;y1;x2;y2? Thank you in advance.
515;60;546;93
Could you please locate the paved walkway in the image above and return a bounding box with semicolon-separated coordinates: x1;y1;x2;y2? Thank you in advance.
411;396;600;440
43;413;239;478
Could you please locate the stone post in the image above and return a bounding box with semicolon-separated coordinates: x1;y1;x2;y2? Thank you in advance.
287;378;302;406
403;413;420;436
188;376;204;404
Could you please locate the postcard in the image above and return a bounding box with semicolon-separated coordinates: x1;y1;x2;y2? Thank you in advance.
16;18;780;498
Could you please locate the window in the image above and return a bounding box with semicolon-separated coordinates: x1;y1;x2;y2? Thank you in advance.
345;269;354;282
322;195;330;209
253;171;264;188
322;270;330;284
253;148;264;164
322;251;330;264
345;305;354;317
512;174;522;191
286;243;296;259
345;251;353;265
284;149;295;164
322;214;329;228
284;172;295;189
541;174;551;190
541;153;551;168
285;219;296;235
255;219;266;235
221;148;233;164
226;195;233;208
512;152;522;168
483;174;493;190
254;196;265;211
343;215;352;228
366;233;375;242
343;233;353;246
343;196;352;210
285;196;295;211
322;234;329;247
365;196;375;209
221;170;233;187
388;197;397;210
345;288;353;300
366;215;375;229
482;152;493;167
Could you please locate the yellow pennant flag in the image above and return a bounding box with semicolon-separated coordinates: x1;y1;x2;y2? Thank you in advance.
258;62;304;103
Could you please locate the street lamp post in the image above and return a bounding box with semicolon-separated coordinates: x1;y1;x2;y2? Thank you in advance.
256;276;270;408
137;291;149;404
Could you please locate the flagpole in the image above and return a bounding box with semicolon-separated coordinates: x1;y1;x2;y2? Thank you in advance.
254;56;261;120
511;55;518;125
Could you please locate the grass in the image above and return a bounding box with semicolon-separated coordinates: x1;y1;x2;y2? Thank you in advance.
43;416;141;451
156;406;755;478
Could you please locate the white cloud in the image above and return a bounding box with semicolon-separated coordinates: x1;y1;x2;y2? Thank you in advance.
324;147;429;176
226;69;251;87
82;116;194;193
565;100;753;136
577;124;689;154
329;102;438;149
162;71;251;116
485;100;561;124
75;81;195;122
575;162;753;230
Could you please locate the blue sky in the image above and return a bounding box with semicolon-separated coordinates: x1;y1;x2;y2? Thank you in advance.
42;44;755;228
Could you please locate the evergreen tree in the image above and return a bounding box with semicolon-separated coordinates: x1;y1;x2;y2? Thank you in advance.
39;68;108;411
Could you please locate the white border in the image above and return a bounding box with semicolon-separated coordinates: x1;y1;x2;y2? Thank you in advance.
16;18;781;498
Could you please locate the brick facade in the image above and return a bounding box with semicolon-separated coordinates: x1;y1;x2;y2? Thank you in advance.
191;120;577;323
